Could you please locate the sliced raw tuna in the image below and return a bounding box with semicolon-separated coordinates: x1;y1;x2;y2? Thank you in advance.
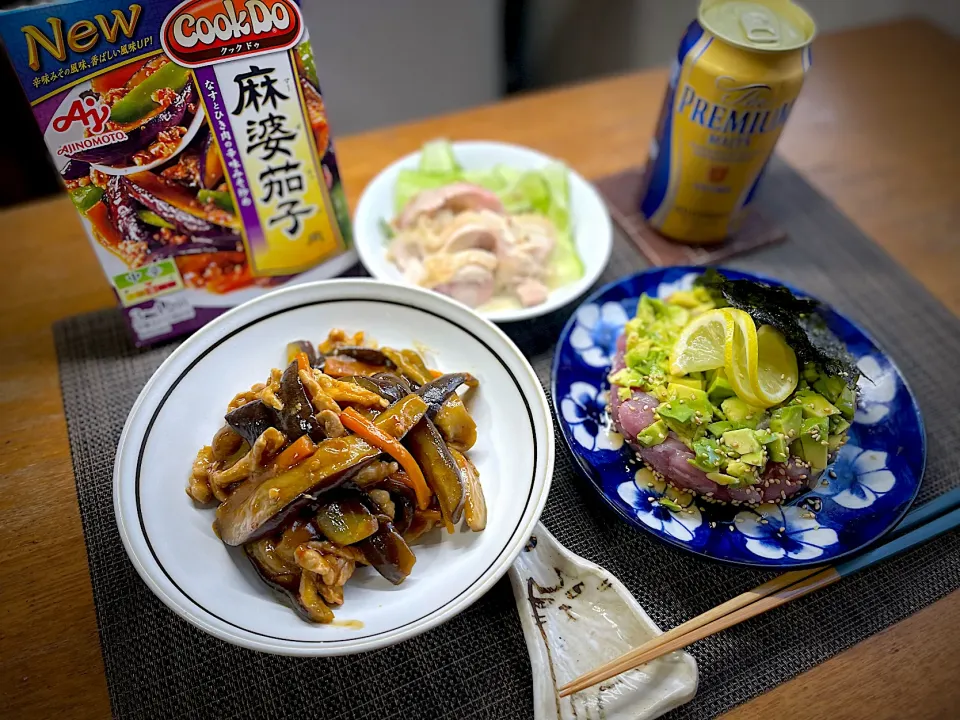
607;331;812;505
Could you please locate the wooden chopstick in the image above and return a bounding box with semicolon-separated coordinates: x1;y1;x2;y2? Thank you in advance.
556;567;823;695
560;567;841;697
559;488;960;698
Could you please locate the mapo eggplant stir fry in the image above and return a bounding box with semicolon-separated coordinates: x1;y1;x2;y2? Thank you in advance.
187;330;486;623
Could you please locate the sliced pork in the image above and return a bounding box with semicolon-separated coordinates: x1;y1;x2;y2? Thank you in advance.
396;183;504;229
388;191;558;309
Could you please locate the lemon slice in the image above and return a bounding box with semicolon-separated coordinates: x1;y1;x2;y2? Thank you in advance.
669;308;732;375
723;309;766;407
751;325;799;406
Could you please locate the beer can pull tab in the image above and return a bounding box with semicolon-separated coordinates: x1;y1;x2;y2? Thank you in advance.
740;9;780;44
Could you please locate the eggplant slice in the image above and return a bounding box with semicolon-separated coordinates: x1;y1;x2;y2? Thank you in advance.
216;395;429;545
225;400;280;447
73;83;196;165
277;360;324;442
357;521;416;585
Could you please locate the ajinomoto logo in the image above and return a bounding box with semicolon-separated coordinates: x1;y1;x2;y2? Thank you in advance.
160;0;303;68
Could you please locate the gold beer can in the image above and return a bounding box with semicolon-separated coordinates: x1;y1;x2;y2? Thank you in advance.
640;0;816;243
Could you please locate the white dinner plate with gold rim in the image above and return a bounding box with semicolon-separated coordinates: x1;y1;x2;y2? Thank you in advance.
353;140;613;323
114;279;554;655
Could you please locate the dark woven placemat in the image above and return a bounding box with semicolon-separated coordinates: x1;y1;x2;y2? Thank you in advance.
55;157;960;720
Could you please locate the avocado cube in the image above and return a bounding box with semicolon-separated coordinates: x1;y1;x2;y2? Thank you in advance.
721;428;762;456
707;420;737;437
637;420;668;447
828;434;847;453
663;304;691;328
770;405;803;441
657;401;704;444
790;438;806;462
760;429;790;462
725;461;758;483
835;385;857;420
706;471;739;486
610;367;645;390
740;450;767;467
813;375;846;403
667;289;702;308
657;400;695;425
635;294;659;324
667;375;703;397
624;340;653;367
720;397;762;427
668;380;705;397
707;371;736;404
829;415;852;435
754;428;778;444
663;387;714;427
766;435;789;463
794;390;839;419
690;437;723;471
800;417;830;470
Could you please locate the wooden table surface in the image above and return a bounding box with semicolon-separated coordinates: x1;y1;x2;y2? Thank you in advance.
2;18;959;720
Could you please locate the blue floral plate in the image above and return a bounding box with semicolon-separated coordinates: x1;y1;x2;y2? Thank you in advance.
552;267;926;568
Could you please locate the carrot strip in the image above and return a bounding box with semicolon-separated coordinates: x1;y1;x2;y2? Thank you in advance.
85;201;123;249
91;59;147;94
428;369;443;379
295;351;310;373
274;435;317;471
339;407;431;510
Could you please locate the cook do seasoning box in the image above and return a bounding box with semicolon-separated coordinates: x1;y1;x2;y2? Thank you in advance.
0;0;355;345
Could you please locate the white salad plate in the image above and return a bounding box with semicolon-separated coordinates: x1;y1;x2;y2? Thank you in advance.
114;279;555;656
353;140;613;323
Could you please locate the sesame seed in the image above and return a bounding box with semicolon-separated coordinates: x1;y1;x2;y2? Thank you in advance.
761;518;768;524
729;524;735;531
829;469;837;479
648;497;656;503
822;479;830;486
779;526;786;533
709;522;716;528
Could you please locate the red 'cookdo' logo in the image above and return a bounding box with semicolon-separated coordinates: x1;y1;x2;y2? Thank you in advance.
160;0;303;68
